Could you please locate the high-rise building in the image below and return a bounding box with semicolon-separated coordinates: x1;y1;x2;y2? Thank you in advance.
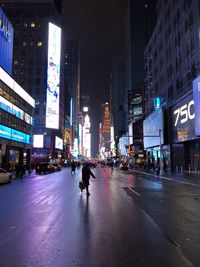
123;0;156;130
1;0;65;163
65;41;80;125
0;7;35;170
65;41;81;157
101;102;111;152
112;0;156;159
112;54;126;141
144;0;200;171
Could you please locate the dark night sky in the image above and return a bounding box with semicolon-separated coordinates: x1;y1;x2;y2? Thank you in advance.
63;0;127;156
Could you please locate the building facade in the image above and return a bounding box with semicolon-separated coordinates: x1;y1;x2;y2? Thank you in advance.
112;0;156;160
0;7;14;74
1;1;65;164
0;7;35;170
99;103;111;156
0;67;35;170
144;0;200;171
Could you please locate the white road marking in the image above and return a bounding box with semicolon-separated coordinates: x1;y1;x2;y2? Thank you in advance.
128;187;141;196
130;169;200;187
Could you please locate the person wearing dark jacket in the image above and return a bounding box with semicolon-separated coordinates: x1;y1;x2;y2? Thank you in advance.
82;162;96;196
71;160;76;174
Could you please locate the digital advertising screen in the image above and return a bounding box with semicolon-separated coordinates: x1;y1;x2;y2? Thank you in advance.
0;8;14;75
193;75;200;136
171;93;195;143
0;67;35;108
33;135;44;148
118;136;128;156
0;124;31;144
143;108;164;148
0;96;34;125
46;22;61;129
55;136;63;150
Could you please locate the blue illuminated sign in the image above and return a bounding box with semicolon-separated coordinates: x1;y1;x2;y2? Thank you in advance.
193;75;200;136
154;97;161;109
0;8;14;74
0;124;31;144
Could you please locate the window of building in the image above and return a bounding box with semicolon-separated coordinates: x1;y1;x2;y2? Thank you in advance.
187;71;192;85
28;68;33;75
183;0;192;10
168;84;173;98
36;69;41;75
36;78;41;85
23;31;27;37
31;22;36;28
184;19;188;33
198;0;200;14
189;13;193;28
37;41;43;47
14;60;18;65
190;36;195;52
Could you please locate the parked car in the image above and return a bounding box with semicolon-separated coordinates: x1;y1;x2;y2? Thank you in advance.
0;168;12;184
52;163;62;171
35;162;54;174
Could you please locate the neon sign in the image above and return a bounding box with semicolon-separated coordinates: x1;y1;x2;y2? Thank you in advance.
0;124;31;144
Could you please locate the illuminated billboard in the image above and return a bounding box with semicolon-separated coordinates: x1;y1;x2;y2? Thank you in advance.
193;75;200;136
143;108;164;148
0;67;35;108
55;136;63;150
0;8;14;74
0;124;31;144
0;96;34;125
33;135;44;148
171;93;195;143
46;22;61;129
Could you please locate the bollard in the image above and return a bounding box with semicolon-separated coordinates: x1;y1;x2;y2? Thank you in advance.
180;166;183;172
188;164;191;173
195;167;197;173
176;165;178;172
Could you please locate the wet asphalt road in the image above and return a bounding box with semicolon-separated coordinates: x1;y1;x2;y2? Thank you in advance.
0;166;198;267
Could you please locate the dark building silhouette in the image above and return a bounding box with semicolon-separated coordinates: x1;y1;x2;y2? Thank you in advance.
112;0;156;151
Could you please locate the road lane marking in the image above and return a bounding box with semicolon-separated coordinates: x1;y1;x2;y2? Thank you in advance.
129;169;200;187
128;187;140;196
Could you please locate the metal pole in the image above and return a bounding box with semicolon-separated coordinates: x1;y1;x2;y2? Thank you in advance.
159;129;163;175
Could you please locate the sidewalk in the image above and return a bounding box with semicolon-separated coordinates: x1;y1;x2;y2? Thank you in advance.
129;167;200;187
12;170;36;180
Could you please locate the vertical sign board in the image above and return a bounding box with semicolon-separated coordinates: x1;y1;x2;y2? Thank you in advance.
0;8;14;74
143;108;164;149
193;75;200;136
171;93;195;143
46;22;61;129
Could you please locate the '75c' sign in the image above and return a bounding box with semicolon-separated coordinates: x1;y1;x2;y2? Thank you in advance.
173;100;195;126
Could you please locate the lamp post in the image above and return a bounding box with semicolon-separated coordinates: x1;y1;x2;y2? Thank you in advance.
159;129;163;175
